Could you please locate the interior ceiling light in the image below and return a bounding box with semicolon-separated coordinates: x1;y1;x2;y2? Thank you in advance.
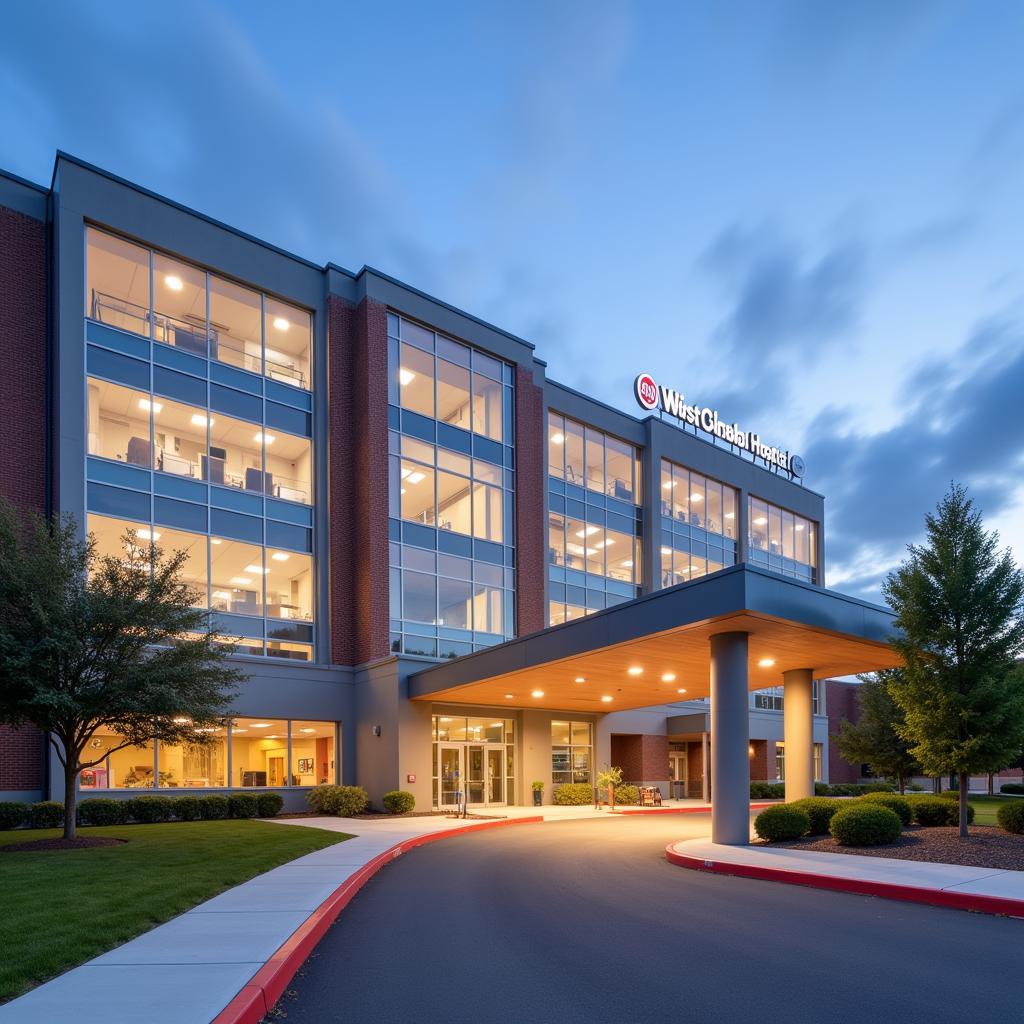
271;552;290;561
272;316;290;332
690;493;703;502
137;529;161;541
595;539;614;548
622;560;633;569
575;526;599;538
212;590;231;600
190;413;212;428
406;471;426;484
660;546;672;555
574;676;586;683
627;666;643;676
758;658;776;668
230;576;252;586
725;512;735;519
232;728;247;733
754;516;768;526
251;723;271;728
164;274;183;291
504;693;514;699
138;398;163;413
254;432;276;445
795;524;805;531
662;480;676;489
661;672;676;682
677;688;688;694
299;728;316;733
551;432;565;444
601;695;613;703
244;564;270;575
531;689;545;698
399;368;415;386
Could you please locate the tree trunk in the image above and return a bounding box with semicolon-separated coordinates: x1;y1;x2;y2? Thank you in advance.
988;773;994;796
959;772;969;840
63;762;77;841
898;774;905;795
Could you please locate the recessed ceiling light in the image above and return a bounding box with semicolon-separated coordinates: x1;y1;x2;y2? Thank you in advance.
531;689;545;698
690;493;703;502
251;723;271;728
164;274;183;291
190;413;211;428
627;666;643;676
660;546;672;555
137;529;161;541
676;688;687;694
725;512;735;519
601;695;613;703
575;526;599;538
254;432;276;445
662;480;676;489
211;538;222;545
490;722;503;728
244;564;270;575
595;539;614;548
754;516;768;526
299;728;316;733
212;590;231;600
229;576;253;585
138;398;163;413
661;672;676;682
504;693;514;699
271;552;290;562
407;471;426;485
272;316;290;332
399;368;415;386
622;560;633;568
551;432;564;444
574;676;586;683
758;658;776;668
232;728;247;733
795;524;805;532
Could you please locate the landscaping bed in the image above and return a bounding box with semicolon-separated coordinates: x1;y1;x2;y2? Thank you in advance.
768;824;1024;870
0;819;350;1003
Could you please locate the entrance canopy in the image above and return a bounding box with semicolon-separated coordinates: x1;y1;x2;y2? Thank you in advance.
409;565;901;712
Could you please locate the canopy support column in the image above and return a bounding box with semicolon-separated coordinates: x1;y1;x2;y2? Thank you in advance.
710;631;750;845
783;668;815;802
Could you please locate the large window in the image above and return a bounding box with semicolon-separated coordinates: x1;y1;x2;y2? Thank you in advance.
86;227;312;391
388;313;516;657
753;681;821;713
78;719;336;790
548;412;642;625
748;497;818;583
774;741;825;782
659;459;738;589
551;721;593;786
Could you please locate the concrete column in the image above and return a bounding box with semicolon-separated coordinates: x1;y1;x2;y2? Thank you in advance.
783;668;815;802
701;732;710;804
710;631;750;845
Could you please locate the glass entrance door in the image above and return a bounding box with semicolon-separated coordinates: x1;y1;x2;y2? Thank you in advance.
487;747;504;804
670;752;686;800
466;745;485;804
439;745;463;807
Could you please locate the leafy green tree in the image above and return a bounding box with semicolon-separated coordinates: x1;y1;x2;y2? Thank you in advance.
883;484;1024;838
835;670;919;793
0;503;241;840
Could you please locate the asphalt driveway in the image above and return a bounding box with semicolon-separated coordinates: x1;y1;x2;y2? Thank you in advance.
271;813;1021;1024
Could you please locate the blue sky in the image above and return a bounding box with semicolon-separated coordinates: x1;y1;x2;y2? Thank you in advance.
2;0;1022;598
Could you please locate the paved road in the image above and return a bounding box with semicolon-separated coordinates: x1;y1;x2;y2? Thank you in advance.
272;814;1021;1024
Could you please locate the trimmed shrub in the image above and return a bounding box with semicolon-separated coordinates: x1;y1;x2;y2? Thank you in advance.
789;797;843;835
938;789;961;801
198;794;229;820
1000;782;1024;795
228;793;259;819
171;796;203;821
909;796;950;826
382;790;416;814
997;800;1024;834
858;792;913;826
553;783;593;806
830;803;902;846
27;801;64;829
307;785;369;817
814;782;830;796
0;801;28;830
614;784;640;806
77;798;126;826
256;793;285;818
754;804;809;842
125;796;174;823
750;782;785;799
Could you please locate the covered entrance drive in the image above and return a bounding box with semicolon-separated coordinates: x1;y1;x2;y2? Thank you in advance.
410;565;900;844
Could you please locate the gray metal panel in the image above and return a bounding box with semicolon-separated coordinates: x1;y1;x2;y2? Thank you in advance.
226;657;355;721
666;712;710;734
544;380;647;446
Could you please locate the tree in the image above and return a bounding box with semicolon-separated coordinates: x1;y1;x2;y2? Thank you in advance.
0;503;241;841
834;670;919;793
883;484;1024;838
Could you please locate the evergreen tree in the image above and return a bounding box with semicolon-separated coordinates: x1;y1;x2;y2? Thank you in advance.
883;484;1024;838
835;670;919;793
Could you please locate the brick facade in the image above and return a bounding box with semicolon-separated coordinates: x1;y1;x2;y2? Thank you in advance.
825;679;862;784
327;295;390;666
0;203;47;793
513;364;546;637
611;733;670;783
750;738;773;782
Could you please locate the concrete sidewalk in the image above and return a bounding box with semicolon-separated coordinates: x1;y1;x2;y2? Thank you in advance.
667;838;1024;916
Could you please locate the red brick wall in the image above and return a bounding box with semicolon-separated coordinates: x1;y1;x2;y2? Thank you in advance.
327;295;390;666
826;679;862;784
514;364;545;637
611;734;669;782
0;203;47;792
750;739;773;782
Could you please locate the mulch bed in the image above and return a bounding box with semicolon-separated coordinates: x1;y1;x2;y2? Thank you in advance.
1;837;127;853
768;825;1024;870
279;810;498;821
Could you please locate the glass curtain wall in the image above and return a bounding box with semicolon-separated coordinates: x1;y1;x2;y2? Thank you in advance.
547;412;642;625
387;314;516;657
659;459;738;589
748;496;818;582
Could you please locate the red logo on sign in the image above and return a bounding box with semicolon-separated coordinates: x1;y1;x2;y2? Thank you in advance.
634;373;659;411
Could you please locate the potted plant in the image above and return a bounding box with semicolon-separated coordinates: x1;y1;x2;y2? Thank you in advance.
531;780;544;806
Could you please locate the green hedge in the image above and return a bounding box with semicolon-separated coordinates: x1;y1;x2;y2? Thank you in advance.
830;803;902;845
1000;783;1024;795
750;782;785;799
754;804;809;842
382;790;416;814
0;801;28;830
227;793;259;819
907;795;976;827
997;801;1024;834
27;802;64;829
553;783;593;805
256;793;285;818
78;798;127;826
125;796;174;823
614;784;640;806
199;795;230;819
858;793;912;826
788;797;843;835
171;796;203;821
307;785;369;817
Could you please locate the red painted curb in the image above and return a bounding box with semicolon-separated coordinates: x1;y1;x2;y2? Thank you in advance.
616;802;777;816
664;843;1024;919
212;816;544;1024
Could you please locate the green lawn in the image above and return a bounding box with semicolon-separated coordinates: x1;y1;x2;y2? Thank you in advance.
0;820;350;1003
967;795;1016;826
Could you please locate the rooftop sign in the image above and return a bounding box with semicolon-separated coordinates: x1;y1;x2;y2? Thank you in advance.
634;373;805;478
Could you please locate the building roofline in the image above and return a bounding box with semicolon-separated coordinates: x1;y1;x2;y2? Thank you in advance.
0;166;49;196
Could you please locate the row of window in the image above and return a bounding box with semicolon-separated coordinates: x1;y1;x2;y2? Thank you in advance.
753;682;821;714
87;228;313;390
79;718;336;790
547;412;641;503
775;742;824;784
660;459;737;540
749;497;818;579
552;721;593;786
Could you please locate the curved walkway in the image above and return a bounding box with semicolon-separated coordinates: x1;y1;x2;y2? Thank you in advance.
273;814;1022;1024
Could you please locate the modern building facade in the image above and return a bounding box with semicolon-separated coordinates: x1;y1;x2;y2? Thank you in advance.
0;154;897;835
